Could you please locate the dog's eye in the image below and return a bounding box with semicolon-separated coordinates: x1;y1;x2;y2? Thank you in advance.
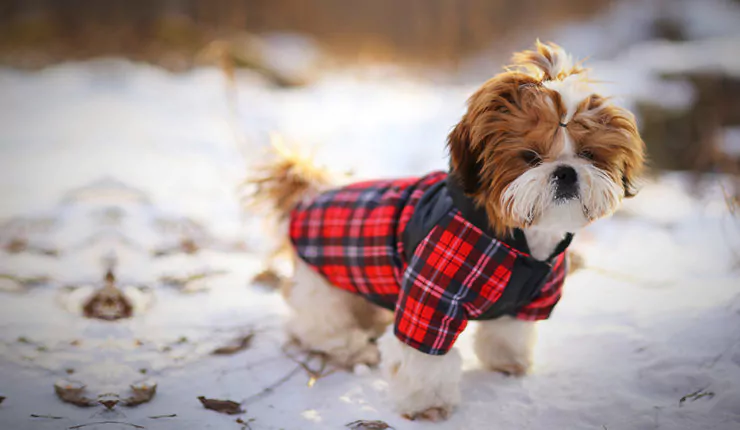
521;151;542;167
578;149;595;161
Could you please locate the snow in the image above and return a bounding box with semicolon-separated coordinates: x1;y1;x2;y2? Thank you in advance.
2;17;740;430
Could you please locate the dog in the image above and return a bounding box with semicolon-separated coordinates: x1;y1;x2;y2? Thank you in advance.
249;41;645;421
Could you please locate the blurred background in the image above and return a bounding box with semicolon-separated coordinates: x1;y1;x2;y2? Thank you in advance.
1;0;739;182
0;1;739;429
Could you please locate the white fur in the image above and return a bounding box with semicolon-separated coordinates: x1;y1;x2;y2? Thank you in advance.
543;74;592;124
523;226;572;261
578;163;623;221
502;157;608;234
474;316;537;375
285;257;382;367
501;165;553;226
378;328;462;419
533;199;589;232
547;46;574;80
530;43;575;82
559;121;576;157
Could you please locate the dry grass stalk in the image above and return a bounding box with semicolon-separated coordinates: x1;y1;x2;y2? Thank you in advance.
282;341;343;387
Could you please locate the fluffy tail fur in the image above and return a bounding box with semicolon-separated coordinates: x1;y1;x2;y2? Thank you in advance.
245;136;332;222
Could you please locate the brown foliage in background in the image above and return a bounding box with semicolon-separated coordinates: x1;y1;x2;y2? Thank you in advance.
0;0;608;69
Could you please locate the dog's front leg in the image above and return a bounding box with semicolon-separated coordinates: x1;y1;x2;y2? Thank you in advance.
474;316;537;375
378;329;461;421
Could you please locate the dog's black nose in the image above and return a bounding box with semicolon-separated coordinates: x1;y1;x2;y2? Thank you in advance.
553;165;577;184
552;165;578;199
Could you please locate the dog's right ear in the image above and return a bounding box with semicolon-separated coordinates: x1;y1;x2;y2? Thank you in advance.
447;116;482;194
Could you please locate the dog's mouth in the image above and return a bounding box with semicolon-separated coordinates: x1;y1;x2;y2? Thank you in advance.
553;181;580;203
525;194;592;230
553;194;579;205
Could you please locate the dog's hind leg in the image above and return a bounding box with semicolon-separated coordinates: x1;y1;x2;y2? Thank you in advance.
283;257;382;368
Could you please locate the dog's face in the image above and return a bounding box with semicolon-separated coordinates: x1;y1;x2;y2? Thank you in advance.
448;41;645;235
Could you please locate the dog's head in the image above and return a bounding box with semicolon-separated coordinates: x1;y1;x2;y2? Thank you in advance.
448;41;645;235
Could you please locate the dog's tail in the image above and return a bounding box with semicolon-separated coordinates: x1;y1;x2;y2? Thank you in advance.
244;135;332;221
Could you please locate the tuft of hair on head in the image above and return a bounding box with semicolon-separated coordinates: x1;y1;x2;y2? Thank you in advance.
511;40;585;82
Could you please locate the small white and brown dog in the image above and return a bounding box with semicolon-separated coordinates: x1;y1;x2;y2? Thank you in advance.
249;41;645;421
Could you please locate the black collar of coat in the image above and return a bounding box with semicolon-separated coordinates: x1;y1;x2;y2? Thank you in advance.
446;173;573;262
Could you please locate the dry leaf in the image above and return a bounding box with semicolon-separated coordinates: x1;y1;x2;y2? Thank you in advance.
0;274;49;292
97;393;119;410
124;381;157;406
198;396;244;415
679;388;715;407
159;270;225;293
152;238;200;257
82;284;133;320
99;400;118;410
180;238;199;254
83;270;133;320
54;380;95;407
251;268;283;289
5;238;27;253
236;417;256;429
212;333;254;355
346;420;395;430
5;238;58;256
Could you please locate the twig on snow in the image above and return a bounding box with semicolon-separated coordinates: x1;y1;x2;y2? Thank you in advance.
69;422;145;429
241;364;303;406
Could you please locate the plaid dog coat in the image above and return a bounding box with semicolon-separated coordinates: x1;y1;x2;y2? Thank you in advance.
289;171;572;355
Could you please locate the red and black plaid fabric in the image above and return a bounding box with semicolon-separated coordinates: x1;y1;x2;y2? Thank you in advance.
289;171;568;355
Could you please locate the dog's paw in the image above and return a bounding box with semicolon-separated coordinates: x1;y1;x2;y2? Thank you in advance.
402;405;453;422
390;380;459;422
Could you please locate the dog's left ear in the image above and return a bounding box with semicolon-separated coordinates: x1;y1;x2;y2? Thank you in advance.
447;77;522;195
447;115;483;194
594;104;646;198
619;120;646;198
622;152;645;198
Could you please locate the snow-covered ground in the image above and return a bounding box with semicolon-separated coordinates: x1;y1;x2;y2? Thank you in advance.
2;14;740;430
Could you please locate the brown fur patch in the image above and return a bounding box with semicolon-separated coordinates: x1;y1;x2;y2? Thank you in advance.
568;98;646;197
